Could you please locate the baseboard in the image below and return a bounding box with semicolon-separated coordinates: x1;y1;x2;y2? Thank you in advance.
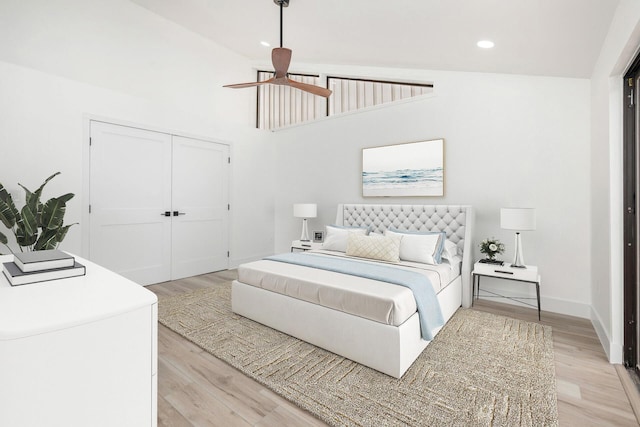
477;285;590;318
541;295;591;319
591;307;612;361
591;306;624;363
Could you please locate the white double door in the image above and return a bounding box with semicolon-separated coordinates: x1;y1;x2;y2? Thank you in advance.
89;121;229;285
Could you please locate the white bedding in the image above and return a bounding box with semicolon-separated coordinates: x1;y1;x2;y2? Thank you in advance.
236;250;460;327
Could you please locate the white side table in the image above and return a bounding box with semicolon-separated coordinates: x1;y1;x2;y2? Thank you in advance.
472;261;542;320
291;240;323;252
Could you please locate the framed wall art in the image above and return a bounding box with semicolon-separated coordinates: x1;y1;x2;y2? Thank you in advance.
362;138;444;197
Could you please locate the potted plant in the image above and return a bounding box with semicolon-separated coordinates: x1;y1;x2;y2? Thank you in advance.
479;237;505;261
0;172;76;254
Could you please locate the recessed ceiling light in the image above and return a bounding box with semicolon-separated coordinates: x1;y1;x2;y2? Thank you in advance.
477;40;495;49
260;41;271;47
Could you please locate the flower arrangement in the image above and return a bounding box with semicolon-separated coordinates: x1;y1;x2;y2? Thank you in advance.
479;238;505;260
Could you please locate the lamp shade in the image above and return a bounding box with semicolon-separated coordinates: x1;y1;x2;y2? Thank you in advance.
500;208;536;231
293;203;317;218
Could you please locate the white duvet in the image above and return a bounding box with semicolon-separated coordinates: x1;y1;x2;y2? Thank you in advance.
237;250;460;327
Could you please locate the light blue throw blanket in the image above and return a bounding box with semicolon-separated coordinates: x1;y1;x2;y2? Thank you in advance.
264;252;444;340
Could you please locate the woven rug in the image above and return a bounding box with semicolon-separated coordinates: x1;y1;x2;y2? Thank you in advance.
158;283;558;427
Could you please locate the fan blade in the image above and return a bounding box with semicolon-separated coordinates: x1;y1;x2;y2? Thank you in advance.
272;47;292;78
223;77;275;89
287;78;332;98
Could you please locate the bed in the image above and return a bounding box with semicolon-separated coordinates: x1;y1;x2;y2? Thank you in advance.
232;204;474;378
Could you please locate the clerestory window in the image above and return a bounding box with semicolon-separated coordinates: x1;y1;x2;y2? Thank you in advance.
257;73;433;130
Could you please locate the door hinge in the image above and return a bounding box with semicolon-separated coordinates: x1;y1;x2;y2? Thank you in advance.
227;251;230;257
89;137;92;146
89;204;92;214
629;77;634;87
228;157;231;164
228;204;230;210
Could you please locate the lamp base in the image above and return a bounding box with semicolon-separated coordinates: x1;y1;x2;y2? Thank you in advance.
300;218;310;242
512;232;527;268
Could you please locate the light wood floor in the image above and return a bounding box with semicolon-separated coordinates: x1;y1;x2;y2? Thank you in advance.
149;270;640;427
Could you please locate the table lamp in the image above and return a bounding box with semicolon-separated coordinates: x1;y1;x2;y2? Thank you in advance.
500;208;536;268
293;203;317;242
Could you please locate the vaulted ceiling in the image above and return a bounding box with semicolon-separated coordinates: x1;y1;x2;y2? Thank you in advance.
131;0;619;79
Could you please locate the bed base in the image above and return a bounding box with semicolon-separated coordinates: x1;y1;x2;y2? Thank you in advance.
231;275;462;378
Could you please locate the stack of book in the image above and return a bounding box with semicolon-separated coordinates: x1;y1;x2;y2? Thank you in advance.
2;249;86;286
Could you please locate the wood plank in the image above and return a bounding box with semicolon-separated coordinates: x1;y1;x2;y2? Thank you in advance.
164;382;251;427
157;394;192;427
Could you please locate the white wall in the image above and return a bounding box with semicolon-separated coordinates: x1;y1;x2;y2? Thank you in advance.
273;67;591;318
0;0;275;265
590;0;640;363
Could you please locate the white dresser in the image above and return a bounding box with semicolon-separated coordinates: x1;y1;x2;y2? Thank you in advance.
0;254;158;427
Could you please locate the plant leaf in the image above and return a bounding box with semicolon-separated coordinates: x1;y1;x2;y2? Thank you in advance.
18;183;35;210
0;197;17;229
0;183;11;202
0;184;19;229
20;204;38;239
15;218;37;247
34;228;58;250
40;193;74;230
54;223;77;246
20;172;61;224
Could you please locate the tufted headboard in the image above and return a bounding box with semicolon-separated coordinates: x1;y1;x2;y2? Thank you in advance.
335;204;475;307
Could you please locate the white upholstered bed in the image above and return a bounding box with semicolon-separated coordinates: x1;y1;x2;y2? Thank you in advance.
232;204;474;378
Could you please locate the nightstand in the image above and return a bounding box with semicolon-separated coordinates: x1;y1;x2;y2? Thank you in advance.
291;240;323;252
472;261;541;320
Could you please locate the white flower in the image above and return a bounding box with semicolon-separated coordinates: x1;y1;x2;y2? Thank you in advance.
489;243;497;251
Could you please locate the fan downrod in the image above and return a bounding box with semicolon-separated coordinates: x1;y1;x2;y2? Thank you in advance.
223;0;332;98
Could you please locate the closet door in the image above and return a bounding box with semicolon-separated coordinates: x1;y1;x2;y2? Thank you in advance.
89;121;230;285
171;136;229;279
89;121;172;285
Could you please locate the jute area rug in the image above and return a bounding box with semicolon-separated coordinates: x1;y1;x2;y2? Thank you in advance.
158;283;558;427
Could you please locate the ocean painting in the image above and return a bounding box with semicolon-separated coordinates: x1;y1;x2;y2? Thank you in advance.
362;139;444;197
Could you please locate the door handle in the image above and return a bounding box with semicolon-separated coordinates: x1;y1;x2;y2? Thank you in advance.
161;211;171;217
173;211;186;216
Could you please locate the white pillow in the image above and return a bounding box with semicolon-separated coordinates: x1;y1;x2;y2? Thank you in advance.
442;239;459;261
385;229;445;265
346;233;402;263
443;255;462;273
322;225;368;252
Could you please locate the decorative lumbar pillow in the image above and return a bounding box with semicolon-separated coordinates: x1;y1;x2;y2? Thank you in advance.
346;232;402;263
322;225;369;252
385;229;445;265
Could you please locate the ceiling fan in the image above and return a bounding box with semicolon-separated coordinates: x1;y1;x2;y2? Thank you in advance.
223;0;332;98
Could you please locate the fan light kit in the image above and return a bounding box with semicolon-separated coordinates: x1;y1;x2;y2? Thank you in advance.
224;0;332;98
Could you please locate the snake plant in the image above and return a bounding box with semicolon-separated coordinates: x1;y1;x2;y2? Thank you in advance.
0;172;76;253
